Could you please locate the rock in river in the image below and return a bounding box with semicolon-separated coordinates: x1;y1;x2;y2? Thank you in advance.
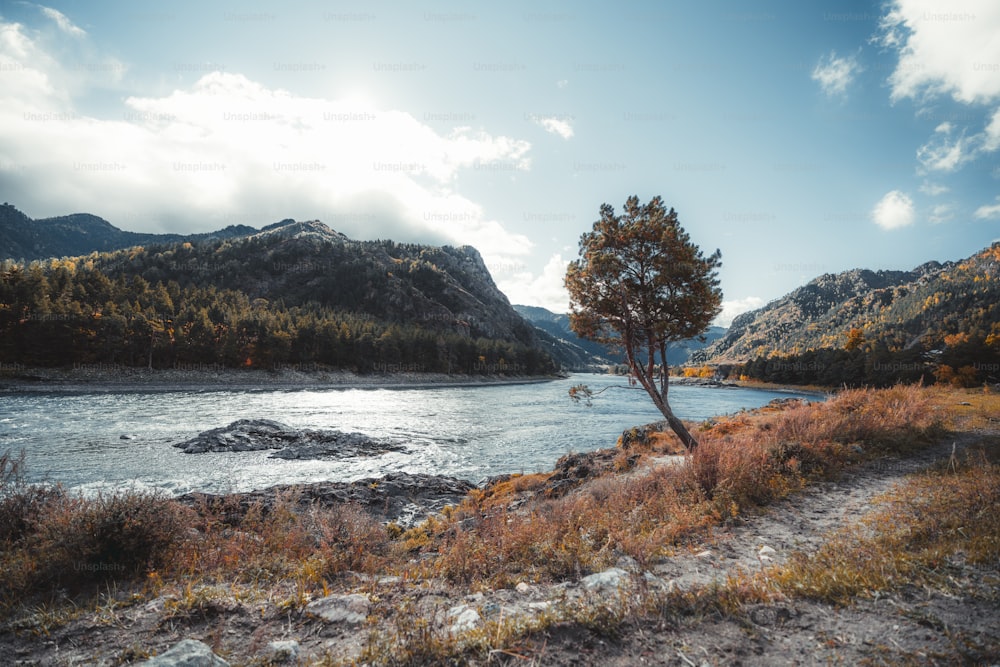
173;419;407;460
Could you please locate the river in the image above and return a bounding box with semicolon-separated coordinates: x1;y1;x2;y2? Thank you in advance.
0;374;819;495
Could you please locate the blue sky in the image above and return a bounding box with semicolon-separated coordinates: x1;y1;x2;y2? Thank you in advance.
1;0;998;324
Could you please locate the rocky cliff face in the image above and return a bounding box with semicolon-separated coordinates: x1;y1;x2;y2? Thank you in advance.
695;248;1000;364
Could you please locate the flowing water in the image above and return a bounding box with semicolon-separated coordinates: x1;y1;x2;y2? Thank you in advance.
0;374;819;495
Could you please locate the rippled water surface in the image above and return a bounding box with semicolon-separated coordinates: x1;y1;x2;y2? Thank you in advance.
0;374;819;494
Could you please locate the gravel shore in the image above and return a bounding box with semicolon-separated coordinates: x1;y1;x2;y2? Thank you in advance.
0;366;560;393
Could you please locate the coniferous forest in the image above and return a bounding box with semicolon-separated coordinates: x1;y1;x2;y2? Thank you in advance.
0;221;556;375
721;245;1000;388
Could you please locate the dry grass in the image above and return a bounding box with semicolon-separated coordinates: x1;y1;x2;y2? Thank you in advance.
413;384;947;589
173;491;390;588
1;450;189;613
0;473;391;622
766;442;1000;606
376;406;996;667
0;383;981;662
943;385;1000;431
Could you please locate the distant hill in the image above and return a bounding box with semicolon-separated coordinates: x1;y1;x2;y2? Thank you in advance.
694;244;1000;387
0;203;254;261
0;212;557;375
512;305;617;370
697;247;1000;364
514;304;726;369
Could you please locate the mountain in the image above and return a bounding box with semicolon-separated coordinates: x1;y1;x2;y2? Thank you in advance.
512;305;617;370
513;304;727;369
695;244;1000;366
193;218;541;345
0;213;556;375
671;326;728;366
0;203;255;261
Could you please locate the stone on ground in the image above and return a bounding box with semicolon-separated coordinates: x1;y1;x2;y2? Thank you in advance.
306;593;370;625
140;639;229;666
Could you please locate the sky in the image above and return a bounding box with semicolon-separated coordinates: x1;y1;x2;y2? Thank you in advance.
0;0;998;325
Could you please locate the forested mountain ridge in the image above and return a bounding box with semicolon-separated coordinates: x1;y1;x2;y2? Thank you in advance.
0;214;557;375
697;244;1000;387
0;203;254;261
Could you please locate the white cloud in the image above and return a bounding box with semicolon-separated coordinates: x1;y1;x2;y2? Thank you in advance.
39;6;86;37
919;180;950;196
878;1;1000;104
0;11;123;104
556;79;569;89
871;190;915;229
929;203;955;224
811;51;862;97
974;197;1000;220
496;253;571;313
715;297;764;329
535;116;574;139
911;108;1000;171
878;2;1000;172
916;122;970;171
984;107;1000;152
0;19;536;259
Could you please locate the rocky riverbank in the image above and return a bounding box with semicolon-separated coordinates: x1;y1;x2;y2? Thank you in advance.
0;365;560;393
177;472;477;528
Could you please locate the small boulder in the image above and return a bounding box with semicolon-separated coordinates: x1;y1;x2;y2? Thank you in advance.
581;567;629;592
448;605;481;633
265;640;299;663
618;421;669;449
306;593;370;625
141;639;229;666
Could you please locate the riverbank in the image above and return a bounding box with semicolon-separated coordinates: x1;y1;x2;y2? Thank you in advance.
0;365;561;393
592;372;832;395
1;384;996;665
726;377;836;395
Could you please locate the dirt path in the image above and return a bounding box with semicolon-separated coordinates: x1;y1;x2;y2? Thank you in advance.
652;433;977;589
529;430;1000;666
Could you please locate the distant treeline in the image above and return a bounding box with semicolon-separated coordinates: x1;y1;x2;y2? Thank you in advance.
0;258;555;375
723;334;1000;388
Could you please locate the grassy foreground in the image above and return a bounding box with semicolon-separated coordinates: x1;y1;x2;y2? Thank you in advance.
1;384;997;664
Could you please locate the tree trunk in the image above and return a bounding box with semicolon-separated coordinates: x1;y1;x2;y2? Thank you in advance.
656;397;699;451
623;338;699;451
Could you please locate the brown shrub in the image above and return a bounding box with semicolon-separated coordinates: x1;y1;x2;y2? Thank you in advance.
795;384;943;452
1;486;192;611
169;492;391;585
435;498;596;587
0;451;62;545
